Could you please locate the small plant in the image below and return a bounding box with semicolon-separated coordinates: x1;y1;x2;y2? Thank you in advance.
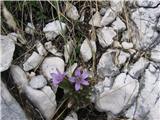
51;67;92;110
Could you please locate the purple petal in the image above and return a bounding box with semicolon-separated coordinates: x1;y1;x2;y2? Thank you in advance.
82;71;89;79
51;73;57;78
69;77;76;83
52;79;60;85
80;79;89;86
75;83;81;91
75;68;81;77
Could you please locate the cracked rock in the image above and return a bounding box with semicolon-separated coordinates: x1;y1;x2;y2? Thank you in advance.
23;51;43;71
97;27;116;48
95;73;139;114
126;66;160;120
129;57;149;79
97;50;119;78
150;43;160;62
89;11;102;27
111;17;126;32
43;20;66;40
80;38;96;62
118;51;130;65
11;65;57;120
131;6;160;50
41;57;65;80
136;0;160;7
1;80;28;120
29;75;47;89
0;35;15;72
101;8;116;26
65;3;79;20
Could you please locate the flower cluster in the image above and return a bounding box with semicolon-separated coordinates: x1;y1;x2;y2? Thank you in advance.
51;68;89;91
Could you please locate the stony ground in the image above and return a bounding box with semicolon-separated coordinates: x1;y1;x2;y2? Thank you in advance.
1;0;160;120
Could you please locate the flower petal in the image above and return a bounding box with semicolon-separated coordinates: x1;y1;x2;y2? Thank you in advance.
69;77;76;83
75;83;81;91
82;71;89;79
75;68;81;77
80;79;89;86
52;79;60;85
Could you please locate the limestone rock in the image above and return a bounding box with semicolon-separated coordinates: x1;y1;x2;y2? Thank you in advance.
25;22;35;35
23;52;43;71
64;40;74;63
89;11;102;27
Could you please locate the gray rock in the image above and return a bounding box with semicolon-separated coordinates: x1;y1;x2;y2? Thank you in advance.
136;0;160;7
118;51;130;65
150;43;160;62
126;67;160;120
43;20;66;40
23;52;43;71
101;8;116;26
24;86;57;120
89;11;102;27
110;0;124;13
131;6;160;50
10;65;28;91
25;22;35;35
11;65;57;120
36;41;47;56
97;27;116;48
0;35;15;72
95;73;139;114
64;40;74;63
129;57;149;79
1;81;28;120
97;50;119;78
41;57;65;80
29;75;47;89
64;112;78;120
111;17;126;32
157;18;160;31
45;41;62;57
65;3;79;20
66;63;78;77
80;38;96;62
121;41;134;50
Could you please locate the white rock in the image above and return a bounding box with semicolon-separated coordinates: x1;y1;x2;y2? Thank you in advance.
95;73;139;114
24;86;57;120
131;6;160;49
129;57;149;79
136;0;160;7
118;51;130;65
43;20;66;40
1;81;28;120
148;63;156;73
150;44;160;62
0;35;15;72
101;8;116;26
64;40;74;63
45;41;62;56
29;75;47;89
97;50;119;78
110;0;124;13
80;38;96;62
7;32;18;42
23;52;43;71
67;63;78;77
121;41;133;50
64;112;78;120
89;11;102;27
25;22;35;35
126;68;160;120
41;57;65;80
65;3;79;20
97;27;116;48
111;17;126;32
10;65;28;91
36;41;47;56
100;8;107;16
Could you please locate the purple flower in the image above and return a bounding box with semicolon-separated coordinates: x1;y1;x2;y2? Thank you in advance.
69;68;89;91
51;69;66;85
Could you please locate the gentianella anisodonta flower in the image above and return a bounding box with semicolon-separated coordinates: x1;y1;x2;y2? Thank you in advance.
69;68;89;91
